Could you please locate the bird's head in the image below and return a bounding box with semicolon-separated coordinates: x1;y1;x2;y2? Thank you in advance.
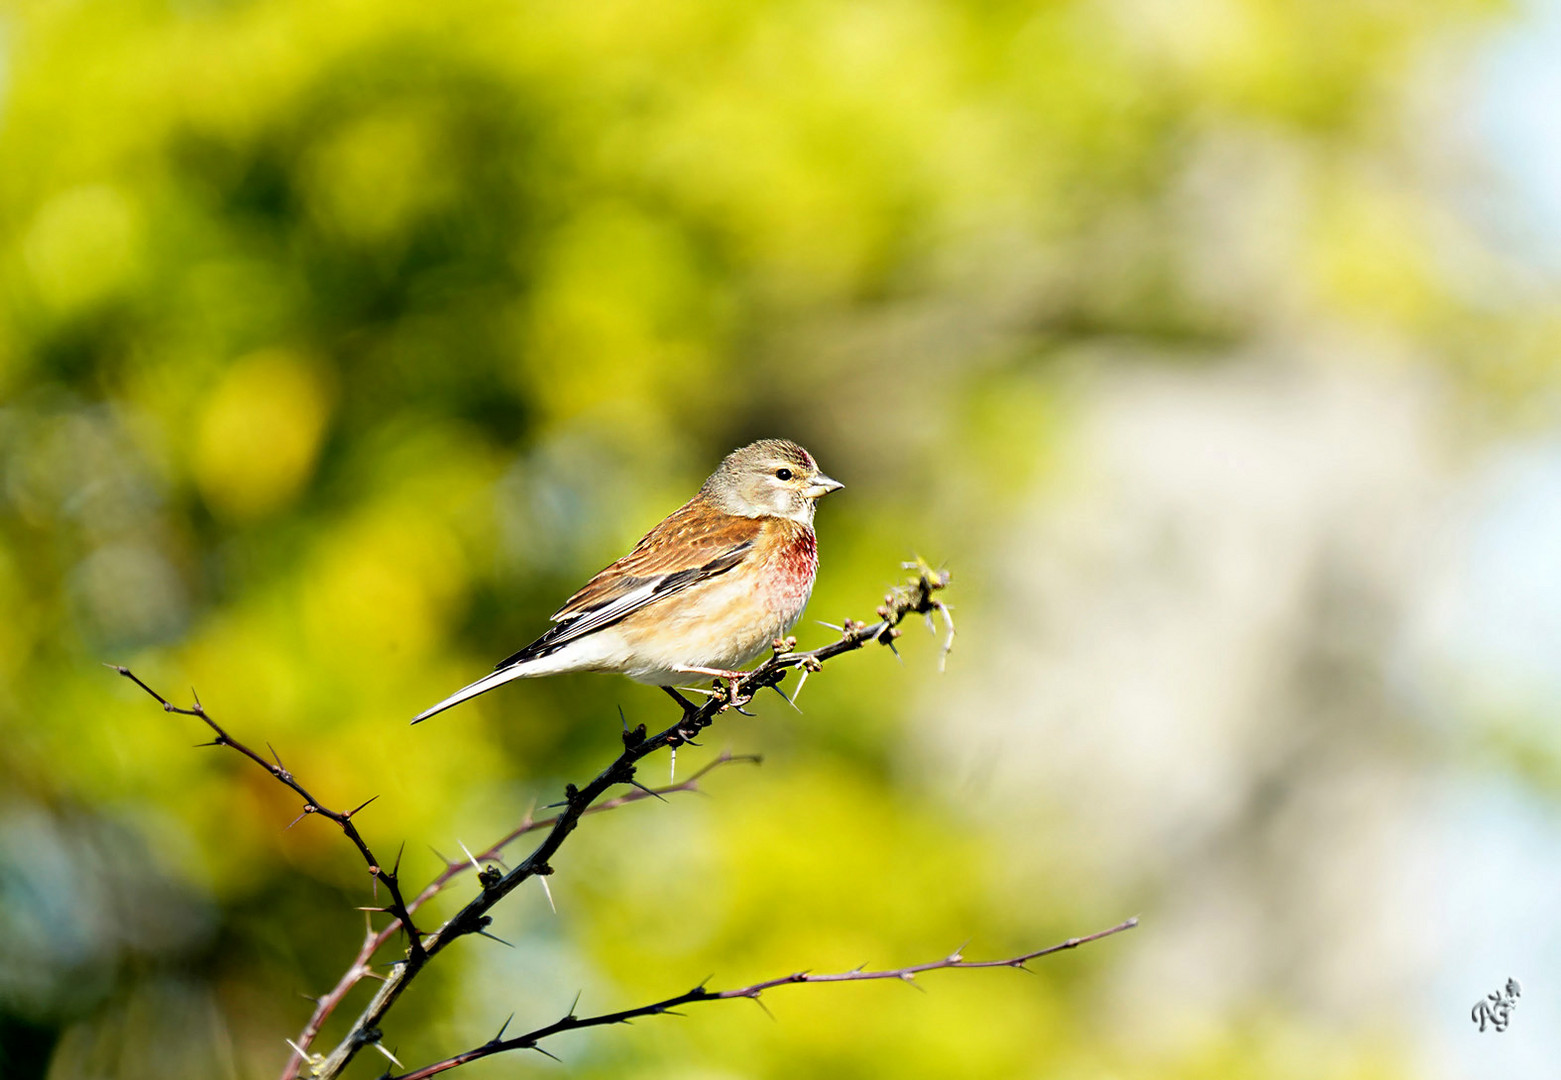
702;438;843;523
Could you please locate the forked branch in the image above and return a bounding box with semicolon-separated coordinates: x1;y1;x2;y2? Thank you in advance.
278;752;757;1077
111;661;756;1079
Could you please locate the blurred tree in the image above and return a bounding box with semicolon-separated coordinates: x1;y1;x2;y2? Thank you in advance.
0;0;1545;1076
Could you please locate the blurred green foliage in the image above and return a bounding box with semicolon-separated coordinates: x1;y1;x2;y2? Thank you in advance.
0;0;1540;1076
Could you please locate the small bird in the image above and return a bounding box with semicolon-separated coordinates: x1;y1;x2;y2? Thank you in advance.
412;439;842;724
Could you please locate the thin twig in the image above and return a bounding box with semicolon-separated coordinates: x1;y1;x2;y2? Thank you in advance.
388;917;1138;1079
110;666;427;957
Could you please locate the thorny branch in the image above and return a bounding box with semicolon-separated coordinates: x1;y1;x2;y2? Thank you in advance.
305;560;954;1079
112;659;755;1079
116;562;1021;1079
278;752;756;1079
111;666;428;965
389;917;1139;1079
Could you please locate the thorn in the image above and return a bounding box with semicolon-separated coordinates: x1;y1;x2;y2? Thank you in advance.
669;746;676;784
492;1013;515;1043
458;839;482;874
193;739;223;749
346;794;379;819
531;1045;562;1062
568;989;583;1018
477;929;514;948
886;639;902;663
768;683;802;713
792;666;810;703
392;841;406;878
816;620;842;632
539;874;557;914
368;1041;404;1068
627;779;668;802
429;846;451;868
267;741;285;768
190;687;203;712
937;603;956;672
750;994;775;1020
618;704;629;732
285;808;311;831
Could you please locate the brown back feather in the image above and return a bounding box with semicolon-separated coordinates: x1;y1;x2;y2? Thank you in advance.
551;495;766;620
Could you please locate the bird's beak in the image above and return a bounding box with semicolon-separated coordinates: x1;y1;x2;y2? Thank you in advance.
805;474;844;499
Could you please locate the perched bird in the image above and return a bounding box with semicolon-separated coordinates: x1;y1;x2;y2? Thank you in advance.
412;439;842;724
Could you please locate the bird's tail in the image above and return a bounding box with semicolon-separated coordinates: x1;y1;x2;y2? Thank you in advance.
411;663;534;725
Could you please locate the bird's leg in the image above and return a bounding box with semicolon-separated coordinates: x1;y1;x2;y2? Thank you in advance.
672;665;748;681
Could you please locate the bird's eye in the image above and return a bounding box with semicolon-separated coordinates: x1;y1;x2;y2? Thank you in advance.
775;468;793;481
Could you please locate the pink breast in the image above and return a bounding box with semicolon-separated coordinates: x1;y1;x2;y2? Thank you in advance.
768;528;818;615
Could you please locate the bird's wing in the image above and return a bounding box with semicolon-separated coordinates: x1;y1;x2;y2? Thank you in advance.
493;499;764;669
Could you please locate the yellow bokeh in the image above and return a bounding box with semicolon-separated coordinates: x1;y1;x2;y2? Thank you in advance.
192;349;333;521
23;184;142;313
518;203;724;420
303;107;459;242
300;508;470;674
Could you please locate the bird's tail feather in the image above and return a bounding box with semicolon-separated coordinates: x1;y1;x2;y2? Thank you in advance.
411;663;533;725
